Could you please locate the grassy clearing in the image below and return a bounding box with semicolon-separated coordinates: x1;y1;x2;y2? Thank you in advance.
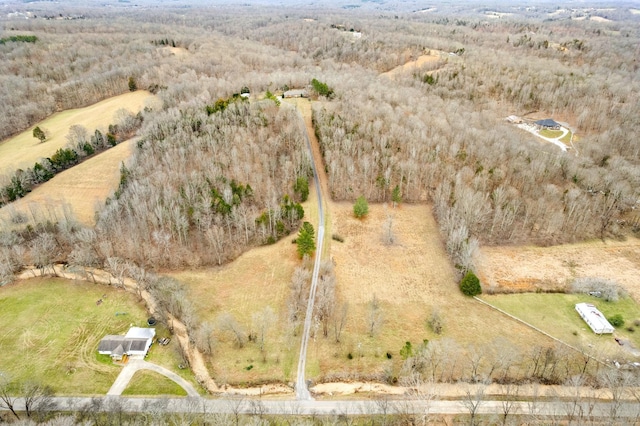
481;293;640;359
122;370;188;396
0;278;148;394
560;130;574;144
305;203;549;382
0;90;156;176
0;138;136;227
539;129;564;138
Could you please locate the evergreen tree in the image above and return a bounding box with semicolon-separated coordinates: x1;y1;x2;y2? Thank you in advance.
392;185;402;207
294;176;309;202
296;221;316;258
32;126;46;143
353;195;369;218
460;271;482;296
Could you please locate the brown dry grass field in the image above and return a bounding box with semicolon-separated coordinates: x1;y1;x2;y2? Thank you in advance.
170;200;551;386
304;202;548;382
475;238;640;301
168;224;305;387
0;138;137;227
0;90;156;175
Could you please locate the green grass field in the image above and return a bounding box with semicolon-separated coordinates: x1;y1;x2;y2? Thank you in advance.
481;293;640;358
0;278;148;394
560;130;573;144
539;129;564;139
122;370;188;396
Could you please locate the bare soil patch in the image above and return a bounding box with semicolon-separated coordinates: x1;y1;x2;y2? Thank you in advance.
0;90;155;176
162;46;188;56
380;53;444;79
0;138;136;227
475;238;640;302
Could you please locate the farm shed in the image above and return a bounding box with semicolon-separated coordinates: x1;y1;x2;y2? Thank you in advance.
575;303;614;334
98;327;156;360
535;118;561;130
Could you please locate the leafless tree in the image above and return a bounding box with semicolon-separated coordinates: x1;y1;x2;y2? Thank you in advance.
30;233;58;276
218;312;247;349
195;321;216;355
461;382;487;426
288;266;311;330
333;301;348;343
252;306;276;360
0;374;19;419
22;380;54;420
314;260;336;338
366;294;384;337
499;383;520;426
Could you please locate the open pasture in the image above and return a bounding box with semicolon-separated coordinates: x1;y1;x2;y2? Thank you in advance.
0;138;136;227
0;90;154;176
0;278;148;394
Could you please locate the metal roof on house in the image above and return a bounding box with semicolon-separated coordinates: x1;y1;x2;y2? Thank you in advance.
535;118;560;127
125;327;156;340
98;327;156;356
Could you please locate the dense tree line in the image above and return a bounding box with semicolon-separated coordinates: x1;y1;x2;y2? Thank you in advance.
94;100;310;268
308;12;640;272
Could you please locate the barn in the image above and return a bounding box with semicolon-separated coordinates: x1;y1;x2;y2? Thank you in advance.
98;327;156;361
575;303;615;334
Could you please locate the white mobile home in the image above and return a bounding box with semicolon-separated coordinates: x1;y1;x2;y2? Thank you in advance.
575;303;614;334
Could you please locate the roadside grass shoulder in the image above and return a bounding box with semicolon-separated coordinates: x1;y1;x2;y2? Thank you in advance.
122;370;188;396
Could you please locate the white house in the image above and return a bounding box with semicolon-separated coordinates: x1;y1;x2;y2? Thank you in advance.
575;303;614;334
98;327;156;360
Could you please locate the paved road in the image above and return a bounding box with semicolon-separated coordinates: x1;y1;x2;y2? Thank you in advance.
294;109;325;401
107;359;200;397
5;396;639;420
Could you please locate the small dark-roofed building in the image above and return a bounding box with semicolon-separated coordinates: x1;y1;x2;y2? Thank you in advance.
535;118;561;130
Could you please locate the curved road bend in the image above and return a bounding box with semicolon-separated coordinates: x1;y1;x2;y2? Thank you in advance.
294;109;325;400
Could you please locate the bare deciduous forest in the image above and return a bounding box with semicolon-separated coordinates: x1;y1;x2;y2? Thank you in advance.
2;0;640;420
